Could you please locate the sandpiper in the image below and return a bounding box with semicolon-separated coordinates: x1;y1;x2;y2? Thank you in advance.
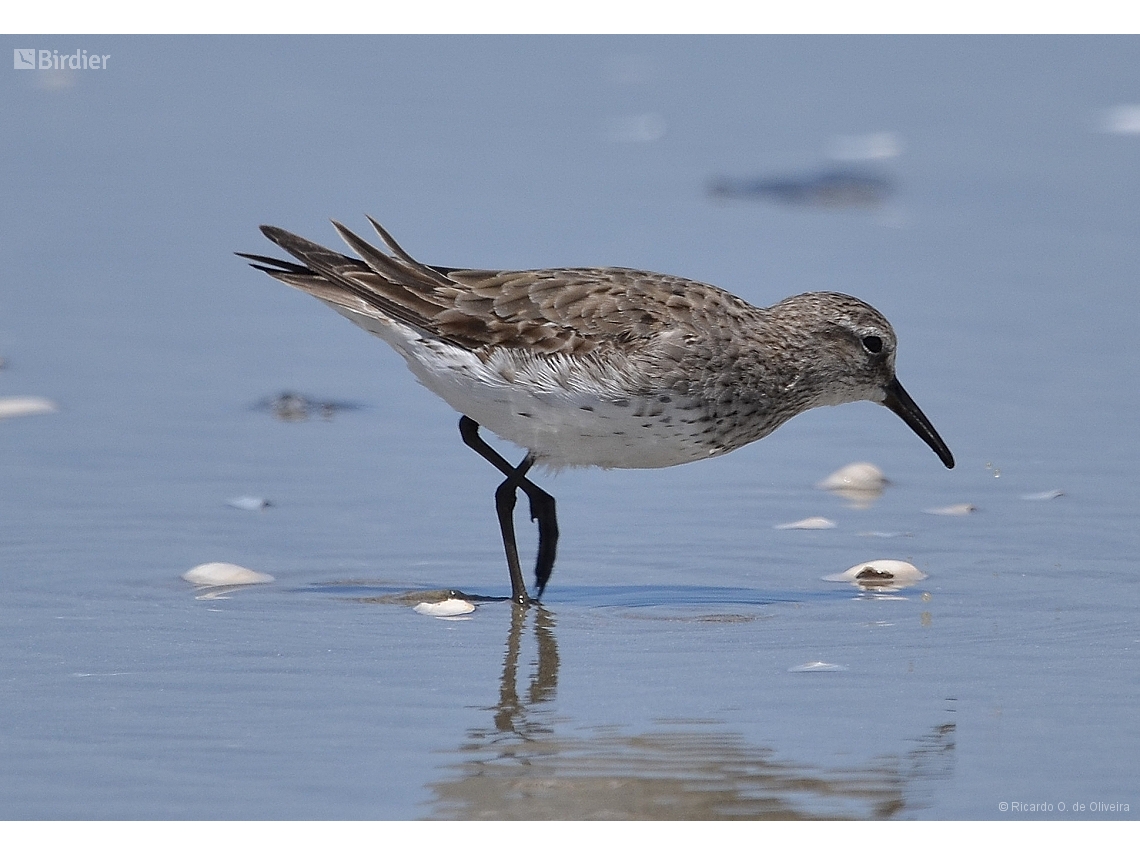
241;218;954;605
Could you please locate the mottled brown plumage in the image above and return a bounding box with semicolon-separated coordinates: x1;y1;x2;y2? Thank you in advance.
248;217;768;360
241;217;953;604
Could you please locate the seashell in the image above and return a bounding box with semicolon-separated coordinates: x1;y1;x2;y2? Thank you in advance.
923;503;977;516
0;396;58;420
227;495;272;511
817;462;886;492
824;559;927;591
775;516;837;530
1021;490;1063;501
182;562;274;587
1100;104;1140;135
827;131;903;161
414;598;476;617
788;661;848;673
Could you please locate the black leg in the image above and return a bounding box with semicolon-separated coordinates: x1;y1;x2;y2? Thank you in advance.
492;471;529;604
458;416;559;604
505;454;559;599
522;476;558;599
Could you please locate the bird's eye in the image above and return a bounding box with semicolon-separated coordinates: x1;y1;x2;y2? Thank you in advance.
862;335;883;354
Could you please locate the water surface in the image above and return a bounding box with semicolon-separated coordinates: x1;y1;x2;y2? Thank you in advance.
1;36;1137;819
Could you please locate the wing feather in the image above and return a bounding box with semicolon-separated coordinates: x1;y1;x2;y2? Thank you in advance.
240;218;763;357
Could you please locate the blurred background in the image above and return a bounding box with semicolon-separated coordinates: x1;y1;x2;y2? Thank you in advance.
1;37;1137;819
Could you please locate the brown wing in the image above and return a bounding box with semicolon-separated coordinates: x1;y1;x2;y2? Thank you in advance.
239;217;760;356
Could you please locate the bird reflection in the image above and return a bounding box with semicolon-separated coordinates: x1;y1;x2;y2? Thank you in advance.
825;484;886;510
430;606;955;820
490;604;558;739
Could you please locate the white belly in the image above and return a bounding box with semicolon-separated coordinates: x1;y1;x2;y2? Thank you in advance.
329;303;715;470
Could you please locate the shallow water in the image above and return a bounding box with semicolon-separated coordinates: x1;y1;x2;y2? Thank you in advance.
1;36;1137;819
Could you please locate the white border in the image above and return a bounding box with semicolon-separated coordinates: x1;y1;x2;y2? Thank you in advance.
5;1;1140;35
0;820;1136;853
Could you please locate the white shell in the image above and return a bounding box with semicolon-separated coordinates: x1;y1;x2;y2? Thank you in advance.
414;598;476;617
0;396;58;420
827;131;903;161
817;462;886;492
788;661;848;673
1021;490;1063;501
825;559;927;585
227;495;272;510
924;503;977;516
182;562;274;587
775;516;837;530
1100;104;1140;134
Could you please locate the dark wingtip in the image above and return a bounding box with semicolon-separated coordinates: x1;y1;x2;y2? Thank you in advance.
235;250;311;275
259;224;291;245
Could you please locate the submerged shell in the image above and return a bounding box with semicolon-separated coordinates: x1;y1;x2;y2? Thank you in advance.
924;503;977;516
182;562;275;587
788;661;848;673
0;396;58;420
775;516;837;530
227;495;273;510
1021;489;1063;501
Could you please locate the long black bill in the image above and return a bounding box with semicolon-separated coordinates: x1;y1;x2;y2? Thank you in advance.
882;377;955;469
